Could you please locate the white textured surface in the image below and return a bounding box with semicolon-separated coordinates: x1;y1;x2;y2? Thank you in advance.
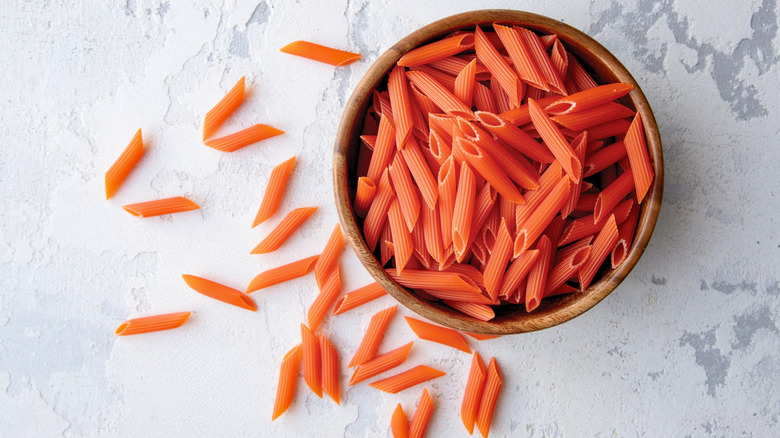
1;0;779;436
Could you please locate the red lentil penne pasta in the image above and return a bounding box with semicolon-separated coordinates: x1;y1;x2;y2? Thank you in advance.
594;170;634;224
333;282;387;315
405;317;471;353
568;119;631;141
122;196;199;218
498;95;558;125
461;351;487;434
528;98;581;183
428;55;490;77
459;183;499;263
202;76;245;141
411;217;431;269
545;244;591;295
456;138;525;204
476;357;502;437
350;342;414;385
115;311;190;336
566;55;599;92
386;268;482;295
398;33;475;66
307;267;342;332
550;39;569;81
300;323;322;398
349;305;397;367
545;83;633;115
250;206;318;254
493;24;548;91
406;70;475;119
559;199;633;246
272;343;303;420
483;219;513;300
391;404;410;438
369;365;445;394
320;334;340;404
444;300;495;321
437;157;457;248
246;254;319;293
454;58;477;108
280;41;361;66
182;274;256;311
452;162;477;257
475;26;521;107
515;161;563;230
389;153;421;232
499;196;517;236
381;223;394;266
498;249;540;299
354;176;377;218
105;128;144;200
475;111;554;163
611;200;640;268
314;225;344;289
574;193;599;212
514;175;571;255
578;214;619;289
204;124;284;152
515;27;566;95
623;113;654;203
410;65;457;93
364;170;394;251
473;82;499;113
388;199;414;272
560;132;588;219
548;283;579;297
409;388;434;438
374;90;393;119
555;236;593;264
252;156;296;227
388;66;414;147
401;138;439;210
524;235;552;311
366;114;396;184
428;113;457;145
551;102;635;132
411;85;442;116
584;141;627;177
422;204;445;264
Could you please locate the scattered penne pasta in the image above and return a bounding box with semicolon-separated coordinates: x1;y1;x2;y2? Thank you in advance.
246;255;319;293
182;275;256;311
105;128;144;200
349;305;397;367
333;282;388;315
280;41;361;66
350;342;414;385
251;206;318;254
202;76;245;141
409;388;434;438
204;123;284;152
368;365;445;394
405;317;471;353
122;196;199;217
272;344;303;420
115;312;190;336
253;156;296;227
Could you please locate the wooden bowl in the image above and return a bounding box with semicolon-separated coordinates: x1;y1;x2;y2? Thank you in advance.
333;10;664;334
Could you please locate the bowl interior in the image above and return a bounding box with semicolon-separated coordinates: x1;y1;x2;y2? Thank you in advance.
333;10;663;334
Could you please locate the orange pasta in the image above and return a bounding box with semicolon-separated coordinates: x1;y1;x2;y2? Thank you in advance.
476;357;502;438
475;111;554;163
250;206;318;254
401;138;439;210
374;90;393;118
364;170;394;251
422;204;445;264
182;274;256;311
333;282;387;315
307;267;342;332
545;245;591;295
406;70;475;119
252;156;296;227
280;41;361;66
475;26;521;107
498;249;540;300
320;334;340;404
405;317;471;353
105;128;144;200
202;76;245;141
115;312;190;336
398;33;475;66
461;351;487;434
411;218;430;269
388;199;414;272
354;176;377;218
387;269;482;295
611;200;640;268
369;365;445;394
412;85;442;116
314;225;344;289
437;157;457;248
349;305;397;367
381;222;394;265
499;196;517;236
246;254;319;293
411;65;457;92
514;175;571;255
456;138;525;205
514;161;563;231
593;170;634;224
452;162;477;257
204;124;284;152
454;58;477;108
528;98;581;182
388;66;414;147
350;342;414;385
409;388;434;438
272;344;302;420
123;196;199;218
544;83;633;115
493;24;547;91
525;235;552;311
567;119;631;142
551;102;635;131
498;95;558;125
366;114;397;184
514;27;566;95
584;141;627;177
389;153;421;232
300;323;322;398
391;404;410;438
560;132;588;219
550;39;569;82
444;300;495;321
623;113;654;203
559;199;633;246
483;219;513;300
473;82;499;113
578;214;619;289
428;55;490;77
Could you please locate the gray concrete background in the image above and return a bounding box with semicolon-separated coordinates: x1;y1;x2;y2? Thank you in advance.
1;0;778;436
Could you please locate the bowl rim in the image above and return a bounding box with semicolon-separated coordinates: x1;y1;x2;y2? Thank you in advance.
333;9;664;334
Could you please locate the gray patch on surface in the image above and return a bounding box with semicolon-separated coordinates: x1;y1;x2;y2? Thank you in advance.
664;178;694;204
732;307;778;350
701;280;709;290
651;275;667;285
680;327;731;396
766;281;780;295
349;2;379;58
705;208;742;225
157;1;169;20
246;2;269;26
344;389;382;437
229;26;250;58
710;280;757;295
124;0;136;17
648;370;663;381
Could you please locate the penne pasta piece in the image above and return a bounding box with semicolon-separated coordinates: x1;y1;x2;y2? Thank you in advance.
554;236;594;264
366;114;397;184
350;342;414;385
483;219;513;300
253;156;297;227
369;365;446;394
333;282;387;315
422;204;445;264
498;249;540;299
566;119;631;142
391;404;410;438
548;283;579;297
566;55;599;91
386;268;482;295
461;351;487;434
204;124;284;152
574;193;599;212
437;157;457;248
428;113;457;145
545;245;591;295
314;225;344;289
202;77;245;141
498;95;558;126
499;196;517;236
525;235;552;312
272;344;303;420
401;138;439;210
250;207;318;254
410;65;457;92
452;163;477;258
475;26;521;107
611;200;640;268
578;214;619;290
454;58;477;108
560;132;588;219
280;41;361;66
514;175;570;256
320;334;340;404
388;199;414;272
493;24;548;91
515;161;563;230
550;39;569;82
527;98;581;183
513;27;566;96
354;176;377;217
444;300;495;321
406;70;475;119
558;199;633;246
411;217;431;269
388;66;414;147
115;312;190;336
584;141;627;177
476;357;503;438
246;254;319;293
593;170;634;224
364;170;394;251
623;113;654;203
105;128;144;199
389;153;421;232
411;85;443;116
429;55;490;77
374;90;393;119
409;388;434;438
405;317;471;353
475;111;555;163
398;33;475;66
307;267;342;332
551;102;635;132
456;138;525;204
300;323;322;398
182;274;256;311
380;222;394;266
123;196;199;218
544;83;633;115
349;305;397;367
473;82;499;113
